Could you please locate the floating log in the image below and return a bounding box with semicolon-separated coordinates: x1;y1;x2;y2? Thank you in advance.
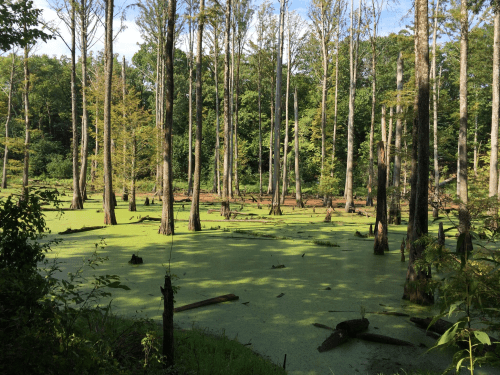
42;207;74;211
336;318;369;337
271;264;286;269
355;332;414;347
174;294;239;313
59;226;106;235
410;317;454;335
317;329;350;352
313;323;335;331
328;310;409;317
131;215;161;224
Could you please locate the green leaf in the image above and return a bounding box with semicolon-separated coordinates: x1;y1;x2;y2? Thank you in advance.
436;321;462;347
456;357;467;372
473;331;491;345
448;302;461;318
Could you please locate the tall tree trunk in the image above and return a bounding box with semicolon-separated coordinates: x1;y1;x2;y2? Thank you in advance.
121;56;128;200
221;0;231;219
367;26;376;207
234;42;241;197
403;0;433;305
71;1;83;210
457;0;472;254
258;52;263;196
2;53;15;189
129;128;137;211
332;22;340;177
294;87;303;208
345;0;361;213
270;0;285;216
267;83;274;195
22;44;30;200
79;0;89;201
159;0;176;235
103;0;117;224
389;52;403;225
473;109;478;177
386;107;393;188
281;17;291;205
491;3;500;200
212;27;221;196
189;0;204;231
374;141;388;255
432;0;440;218
91;97;98;190
229;22;235;199
187;21;194;197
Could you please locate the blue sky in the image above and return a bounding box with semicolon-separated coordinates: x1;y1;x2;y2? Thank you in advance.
32;0;414;63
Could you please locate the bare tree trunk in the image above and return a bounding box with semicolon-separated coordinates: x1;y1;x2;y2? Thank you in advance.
258;54;263;196
294;87;303;208
386;107;393;188
221;0;231;219
229;23;235;199
457;0;472;254
345;0;361;213
267;85;274;195
367;31;376;207
234;43;241;197
2;53;15;189
187;14;194;196
473;109;478;177
389;52;403;225
91;98;98;191
121;57;128;201
492;4;500;200
159;0;176;235
79;0;89;201
129;128;137;211
374;141;388;255
270;0;285;216
103;0;117;224
403;0;433;305
331;22;340;176
432;0;440;218
213;30;221;196
189;0;204;231
281;16;292;205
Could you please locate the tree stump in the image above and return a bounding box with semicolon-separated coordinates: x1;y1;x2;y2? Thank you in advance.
122;193;128;201
324;207;334;222
335;318;369;337
144;197;150;206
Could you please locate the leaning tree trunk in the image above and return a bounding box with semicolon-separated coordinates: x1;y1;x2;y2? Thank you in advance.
270;0;285;216
221;0;232;219
294;87;303;208
188;0;205;231
403;0;433;305
374;141;388;255
159;0;177;235
103;0;117;225
1;53;15;189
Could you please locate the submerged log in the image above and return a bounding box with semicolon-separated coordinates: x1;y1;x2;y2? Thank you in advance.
317;329;350;352
356;332;414;347
313;323;335;331
410;317;453;335
174;294;239;313
336;318;369;337
59;225;106;234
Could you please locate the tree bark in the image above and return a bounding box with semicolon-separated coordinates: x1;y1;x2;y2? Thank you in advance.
221;0;231;219
1;53;15;189
281;13;292;205
403;0;433;305
121;56;128;201
158;0;176;234
187;12;194;196
22;45;30;200
389;52;403;225
491;3;500;201
103;0;117;225
188;0;204;232
374;141;388;255
386;107;393;188
129;127;137;212
294;87;303;208
432;0;441;218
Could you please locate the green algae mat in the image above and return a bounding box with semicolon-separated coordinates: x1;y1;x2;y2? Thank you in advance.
14;189;499;375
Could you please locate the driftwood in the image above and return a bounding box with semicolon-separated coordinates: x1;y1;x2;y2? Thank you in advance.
59;226;106;235
313;323;335;331
355;332;414;347
410;317;454;335
336;318;369;337
317;330;350;352
131;215;162;224
174;294;239;313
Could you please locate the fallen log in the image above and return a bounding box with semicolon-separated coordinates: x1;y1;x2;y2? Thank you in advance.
336;318;369;337
59;226;106;235
313;323;335;331
131;215;162;224
175;198;191;203
355;332;414;347
42;207;74;211
328;310;409;317
439;175;456;187
174;294;239;313
410;317;454;335
317;329;350;352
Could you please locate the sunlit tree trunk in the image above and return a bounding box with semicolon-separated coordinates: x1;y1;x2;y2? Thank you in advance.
103;0;117;224
189;0;204;231
491;3;500;200
294;87;303;208
187;10;194;197
79;0;90;201
159;0;176;235
2;53;15;189
129;128;137;212
22;44;30;200
281;11;292;204
213;30;221;196
221;0;232;218
432;0;440;218
121;57;128;201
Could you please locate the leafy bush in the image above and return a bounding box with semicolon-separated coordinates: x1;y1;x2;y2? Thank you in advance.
46;153;73;179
